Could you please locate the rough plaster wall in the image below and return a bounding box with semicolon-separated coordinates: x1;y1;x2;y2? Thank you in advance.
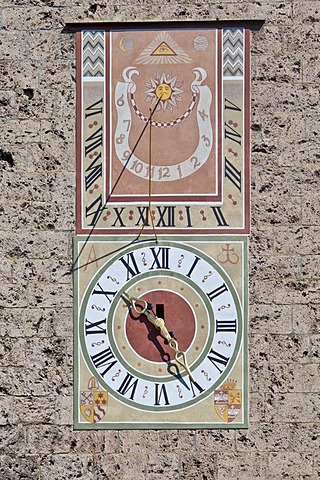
0;0;319;479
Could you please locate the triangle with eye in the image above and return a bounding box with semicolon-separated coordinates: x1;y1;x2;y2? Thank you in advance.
135;32;193;65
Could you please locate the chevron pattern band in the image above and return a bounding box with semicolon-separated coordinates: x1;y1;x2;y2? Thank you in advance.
223;29;244;77
83;31;104;78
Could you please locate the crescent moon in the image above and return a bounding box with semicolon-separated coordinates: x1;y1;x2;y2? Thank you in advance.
119;38;126;53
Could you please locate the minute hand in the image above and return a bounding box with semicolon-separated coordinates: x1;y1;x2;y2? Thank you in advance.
128;296;195;382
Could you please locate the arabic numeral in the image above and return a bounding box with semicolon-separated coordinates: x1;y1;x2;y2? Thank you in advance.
117;94;125;106
191;156;201;169
123;119;131;131
177;164;183;179
130;160;143;174
158;167;170;180
144;166;155;179
122;150;131;162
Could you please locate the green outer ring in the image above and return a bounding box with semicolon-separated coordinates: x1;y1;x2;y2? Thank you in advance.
79;240;243;412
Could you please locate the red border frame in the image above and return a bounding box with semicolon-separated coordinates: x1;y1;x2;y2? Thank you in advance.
76;31;82;233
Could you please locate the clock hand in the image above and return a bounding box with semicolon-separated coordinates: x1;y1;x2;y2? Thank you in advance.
123;293;195;382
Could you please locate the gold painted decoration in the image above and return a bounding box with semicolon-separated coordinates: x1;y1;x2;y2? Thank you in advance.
80;377;108;424
214;379;242;423
135;32;193;64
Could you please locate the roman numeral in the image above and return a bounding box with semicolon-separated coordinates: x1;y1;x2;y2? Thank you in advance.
136;207;149;226
186;256;201;278
189;378;205;398
85;126;103;156
156;206;175;227
85;152;102;190
91;347;117;377
149;247;170;270
111;207;125;227
211;207;228;227
224;123;241;145
207;283;228;302
225;157;241;191
118;252;140;281
85;317;106;335
224;98;242;112
85;194;104;227
184;206;193;227
154;383;170;406
117;373;138;400
92;283;116;303
85;98;103;118
216;319;237;333
207;349;230;374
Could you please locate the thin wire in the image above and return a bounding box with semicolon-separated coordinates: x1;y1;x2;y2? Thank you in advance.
69;95;163;276
148;106;158;242
138;105;158;243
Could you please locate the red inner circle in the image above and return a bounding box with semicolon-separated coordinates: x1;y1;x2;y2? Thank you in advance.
125;291;195;363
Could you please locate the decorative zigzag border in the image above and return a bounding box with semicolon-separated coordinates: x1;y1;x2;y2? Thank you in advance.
83;31;105;78
223;29;244;77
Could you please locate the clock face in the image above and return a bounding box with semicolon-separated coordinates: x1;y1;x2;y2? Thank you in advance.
75;237;246;426
80;241;242;411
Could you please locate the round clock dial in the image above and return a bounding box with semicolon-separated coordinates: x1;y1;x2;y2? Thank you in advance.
80;240;242;412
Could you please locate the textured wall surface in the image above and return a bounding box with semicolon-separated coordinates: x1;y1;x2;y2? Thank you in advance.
0;1;319;479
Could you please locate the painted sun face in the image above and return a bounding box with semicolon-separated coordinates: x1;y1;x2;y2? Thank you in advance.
145;71;184;112
155;83;172;100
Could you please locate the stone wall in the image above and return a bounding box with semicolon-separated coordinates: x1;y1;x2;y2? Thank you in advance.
0;1;319;479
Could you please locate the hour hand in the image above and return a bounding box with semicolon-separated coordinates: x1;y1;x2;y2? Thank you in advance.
143;311;172;343
124;294;172;342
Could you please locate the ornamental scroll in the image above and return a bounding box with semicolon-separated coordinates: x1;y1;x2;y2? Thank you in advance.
114;66;213;182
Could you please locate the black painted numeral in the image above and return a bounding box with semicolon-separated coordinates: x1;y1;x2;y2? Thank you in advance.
136;206;149;226
117;373;139;400
85;152;102;190
225;157;242;192
207;283;228;301
85;98;103;118
85;194;104;226
215;319;237;333
92;283;117;303
149;247;170;270
112;207;125;227
189;378;205;398
211;207;229;227
185;206;193;227
186;256;201;278
207;349;230;374
224;123;241;145
156;206;175;227
85;317;106;335
91;347;117;377
85;126;103;156
224;98;242;112
154;384;170;406
118;252;140;281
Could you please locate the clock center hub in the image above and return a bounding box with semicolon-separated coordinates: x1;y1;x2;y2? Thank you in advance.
125;290;196;363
